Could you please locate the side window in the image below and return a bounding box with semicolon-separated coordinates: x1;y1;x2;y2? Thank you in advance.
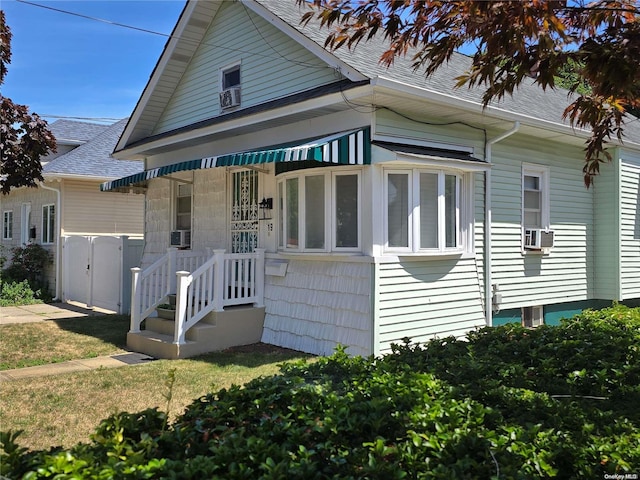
219;63;241;110
3;211;13;240
42;204;55;244
384;169;463;253
277;170;361;252
522;164;549;229
175;183;192;231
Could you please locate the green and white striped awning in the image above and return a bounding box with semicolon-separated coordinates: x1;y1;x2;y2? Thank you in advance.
101;127;370;192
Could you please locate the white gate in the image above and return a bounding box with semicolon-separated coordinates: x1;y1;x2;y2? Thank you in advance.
63;236;143;314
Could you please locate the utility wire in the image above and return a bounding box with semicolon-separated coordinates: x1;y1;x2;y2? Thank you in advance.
16;0;332;70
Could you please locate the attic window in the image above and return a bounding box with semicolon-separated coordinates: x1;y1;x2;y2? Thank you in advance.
220;63;241;110
222;65;240;89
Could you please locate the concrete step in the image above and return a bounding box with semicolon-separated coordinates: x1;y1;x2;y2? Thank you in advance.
128;306;266;359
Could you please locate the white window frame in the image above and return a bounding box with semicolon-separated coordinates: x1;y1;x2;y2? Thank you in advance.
522;305;544;328
21;203;31;245
383;168;470;255
42;204;55;244
522;163;550;250
219;61;241;91
277;169;361;253
173;182;193;233
3;211;13;240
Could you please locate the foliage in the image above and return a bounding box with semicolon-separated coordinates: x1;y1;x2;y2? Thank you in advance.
1;244;53;304
2;305;639;478
0;11;56;194
0;279;43;307
298;0;640;187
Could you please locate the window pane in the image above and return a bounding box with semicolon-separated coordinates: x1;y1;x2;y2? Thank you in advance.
278;182;284;248
177;196;191;214
523;175;539;190
305;175;325;249
524;211;541;228
335;175;358;248
524;190;541;210
419;173;438;249
444;175;458;248
178;184;192;196
42;206;49;242
49;205;55;243
286;178;299;247
223;67;240;89
388;174;409;248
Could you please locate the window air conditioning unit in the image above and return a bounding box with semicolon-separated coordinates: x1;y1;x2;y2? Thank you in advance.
170;230;191;248
219;87;241;109
524;228;554;250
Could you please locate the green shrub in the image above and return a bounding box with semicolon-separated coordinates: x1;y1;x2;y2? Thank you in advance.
2;306;639;479
0;279;43;307
1;244;52;303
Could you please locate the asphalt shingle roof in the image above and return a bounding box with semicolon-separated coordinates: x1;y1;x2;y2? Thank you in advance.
43;119;143;179
259;0;640;142
47;119;110;144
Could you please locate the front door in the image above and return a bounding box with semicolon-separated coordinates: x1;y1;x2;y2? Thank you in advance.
229;170;259;253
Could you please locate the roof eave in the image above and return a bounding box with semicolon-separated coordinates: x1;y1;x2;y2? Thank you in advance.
372;76;640;150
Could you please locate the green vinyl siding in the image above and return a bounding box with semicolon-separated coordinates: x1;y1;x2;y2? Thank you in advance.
593;153;620;300
154;1;342;135
490;134;595;309
376;258;485;353
374;108;485;155
620;152;640;300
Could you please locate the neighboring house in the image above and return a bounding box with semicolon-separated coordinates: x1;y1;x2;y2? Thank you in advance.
102;0;640;358
1;119;145;313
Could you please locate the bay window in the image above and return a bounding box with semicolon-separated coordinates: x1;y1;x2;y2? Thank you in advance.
384;168;466;253
278;171;360;252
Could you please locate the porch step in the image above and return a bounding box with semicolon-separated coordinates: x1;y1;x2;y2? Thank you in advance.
128;306;266;360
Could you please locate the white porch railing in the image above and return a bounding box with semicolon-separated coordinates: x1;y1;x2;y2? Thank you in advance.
130;248;265;344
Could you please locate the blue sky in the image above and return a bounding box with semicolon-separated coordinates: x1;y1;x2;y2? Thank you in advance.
2;0;186;124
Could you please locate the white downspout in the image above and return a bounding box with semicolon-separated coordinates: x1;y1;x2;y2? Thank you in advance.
39;181;62;301
484;121;520;326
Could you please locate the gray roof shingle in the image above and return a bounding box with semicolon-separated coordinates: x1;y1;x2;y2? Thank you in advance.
43;119;143;179
47;119;111;144
258;0;640;143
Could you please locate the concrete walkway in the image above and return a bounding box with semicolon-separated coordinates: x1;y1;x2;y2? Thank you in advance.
0;302;115;325
0;302;155;381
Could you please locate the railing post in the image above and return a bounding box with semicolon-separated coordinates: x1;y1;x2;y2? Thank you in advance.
168;247;178;293
174;271;190;345
213;249;226;312
130;267;142;333
254;248;265;308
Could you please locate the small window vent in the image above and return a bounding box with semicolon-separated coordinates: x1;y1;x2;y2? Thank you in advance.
522;306;544;328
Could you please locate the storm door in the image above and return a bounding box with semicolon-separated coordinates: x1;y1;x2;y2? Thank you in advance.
230;170;259;253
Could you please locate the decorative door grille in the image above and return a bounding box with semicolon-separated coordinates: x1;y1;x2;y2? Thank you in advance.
230;170;259;253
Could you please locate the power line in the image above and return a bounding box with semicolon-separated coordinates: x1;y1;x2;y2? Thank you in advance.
16;0;331;70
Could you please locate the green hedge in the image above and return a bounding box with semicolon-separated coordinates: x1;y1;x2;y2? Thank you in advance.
2;305;639;479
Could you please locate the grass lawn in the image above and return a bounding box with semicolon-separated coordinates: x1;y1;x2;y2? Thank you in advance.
0;316;311;451
0;315;131;370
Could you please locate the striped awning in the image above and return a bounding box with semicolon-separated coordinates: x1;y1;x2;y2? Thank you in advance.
101;127;370;192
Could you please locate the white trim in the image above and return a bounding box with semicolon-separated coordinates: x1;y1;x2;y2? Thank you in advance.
521;163;551;235
21;203;31;245
332;171;362;252
277;168;362;253
41;204;55;245
2;210;13;240
219;60;242;91
382;167;468;255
